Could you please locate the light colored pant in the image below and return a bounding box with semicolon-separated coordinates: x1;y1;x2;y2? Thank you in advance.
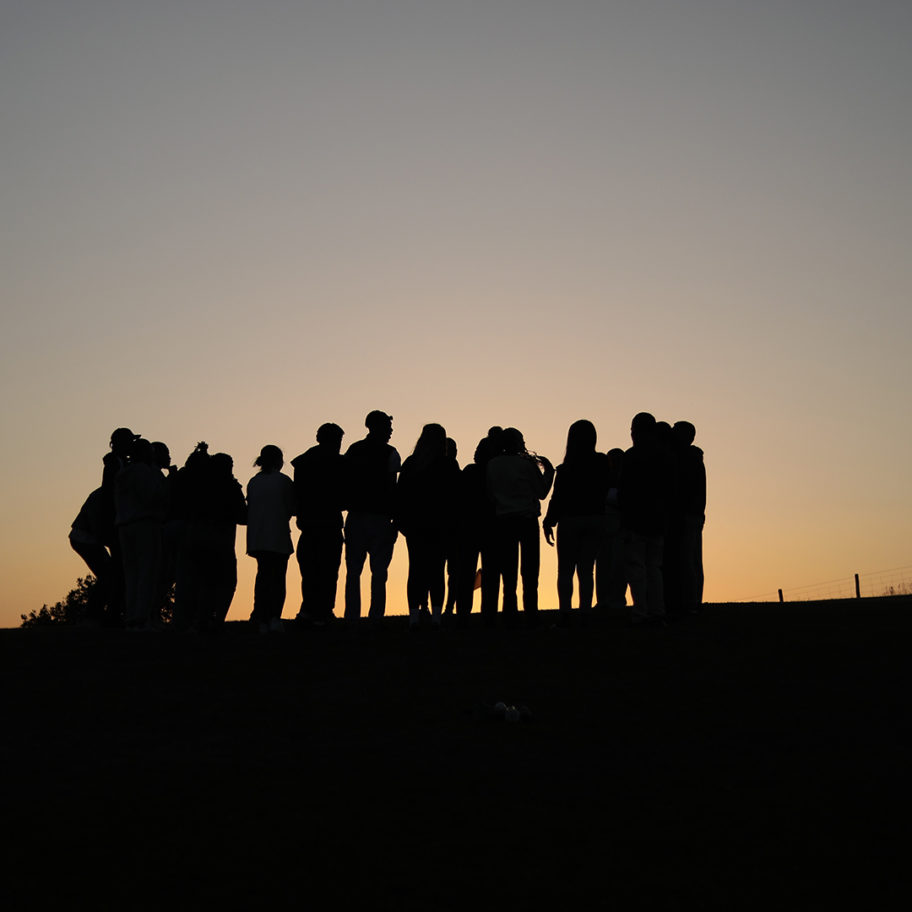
556;514;607;613
119;519;162;627
344;512;397;619
624;531;664;621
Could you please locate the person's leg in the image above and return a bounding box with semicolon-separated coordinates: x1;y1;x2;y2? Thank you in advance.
367;516;396;620
518;518;541;618
315;526;343;622
576;516;602;613
405;534;426;623
343;514;368;621
119;525;140;627
212;547;237;623
496;519;520;618
646;535;665;620
625;531;648;623
479;529;501;623
296;526;319;620
69;538;112;622
427;529;447;623
555;524;576;615
454;537;479;617
131;520;161;629
272;552;289;621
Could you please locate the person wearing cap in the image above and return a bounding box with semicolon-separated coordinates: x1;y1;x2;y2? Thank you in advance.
342;410;400;623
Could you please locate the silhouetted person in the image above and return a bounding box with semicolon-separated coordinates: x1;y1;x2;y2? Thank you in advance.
343;410;400;623
115;438;168;631
668;420;706;615
171;442;209;628
452;430;503;625
291;423;347;627
595;447;626;613
619;412;670;625
442;436;460;617
99;427;138;624
543;420;610;625
487;428;554;625
247;445;295;633
177;445;247;631
69;487;112;624
396;423;461;629
152;441;180;623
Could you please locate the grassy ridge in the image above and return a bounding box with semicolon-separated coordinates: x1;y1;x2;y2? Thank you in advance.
3;598;910;908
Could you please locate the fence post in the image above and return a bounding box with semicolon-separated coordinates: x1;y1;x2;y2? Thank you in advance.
855;573;860;599
778;589;784;603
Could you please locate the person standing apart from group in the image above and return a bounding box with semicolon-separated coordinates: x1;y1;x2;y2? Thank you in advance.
486;428;554;626
343;410;400;625
246;445;295;633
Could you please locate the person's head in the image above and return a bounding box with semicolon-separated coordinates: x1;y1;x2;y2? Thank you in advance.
564;419;597;463
502;427;525;456
131;438;155;464
316;422;344;454
151;441;170;470
607;447;625;473
673;420;696;447
445;437;457;460
211;452;234;476
110;427;138;459
486;426;505;459
184;441;209;471
630;412;656;447
365;410;393;442
255;444;284;472
412;423;447;463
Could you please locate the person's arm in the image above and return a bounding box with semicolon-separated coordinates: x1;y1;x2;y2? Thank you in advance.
536;456;555;499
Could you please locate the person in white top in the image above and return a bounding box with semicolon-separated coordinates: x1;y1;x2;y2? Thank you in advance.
246;445;295;633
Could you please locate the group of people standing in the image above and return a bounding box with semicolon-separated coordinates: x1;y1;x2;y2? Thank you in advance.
68;410;705;632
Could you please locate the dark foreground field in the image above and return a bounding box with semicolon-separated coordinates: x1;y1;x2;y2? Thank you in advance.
3;599;910;909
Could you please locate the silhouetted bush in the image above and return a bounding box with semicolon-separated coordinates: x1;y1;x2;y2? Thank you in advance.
20;576;174;628
21;576;98;627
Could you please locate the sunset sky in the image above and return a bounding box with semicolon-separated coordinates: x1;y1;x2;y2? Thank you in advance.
2;1;911;628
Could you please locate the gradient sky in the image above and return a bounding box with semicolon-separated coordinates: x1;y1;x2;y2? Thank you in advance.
2;1;911;627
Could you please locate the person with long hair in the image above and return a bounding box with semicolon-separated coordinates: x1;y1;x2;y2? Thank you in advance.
246;445;295;633
543;420;611;626
395;423;460;629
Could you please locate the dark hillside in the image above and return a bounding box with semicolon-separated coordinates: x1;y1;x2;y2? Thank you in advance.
3;599;910;908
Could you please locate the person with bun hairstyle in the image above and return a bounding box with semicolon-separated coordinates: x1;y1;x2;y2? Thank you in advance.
246;445;295;633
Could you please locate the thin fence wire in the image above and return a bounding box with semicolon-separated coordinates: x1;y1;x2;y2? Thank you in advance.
741;564;912;603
